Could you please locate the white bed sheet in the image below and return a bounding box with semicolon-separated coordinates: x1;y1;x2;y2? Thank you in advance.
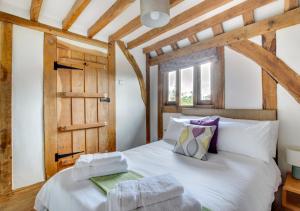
35;140;281;211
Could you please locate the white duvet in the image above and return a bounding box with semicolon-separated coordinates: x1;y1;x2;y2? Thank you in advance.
35;140;281;211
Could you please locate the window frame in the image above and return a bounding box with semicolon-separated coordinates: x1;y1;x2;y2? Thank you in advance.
161;47;224;110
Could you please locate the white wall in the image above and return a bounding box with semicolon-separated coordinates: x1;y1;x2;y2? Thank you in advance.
277;24;300;173
12;25;44;189
115;45;146;151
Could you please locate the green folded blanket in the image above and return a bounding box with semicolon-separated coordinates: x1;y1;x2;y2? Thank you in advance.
90;171;143;194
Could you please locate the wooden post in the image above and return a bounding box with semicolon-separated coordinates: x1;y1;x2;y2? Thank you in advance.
0;22;12;195
157;65;163;139
146;53;150;144
108;41;116;151
44;33;58;179
262;32;277;110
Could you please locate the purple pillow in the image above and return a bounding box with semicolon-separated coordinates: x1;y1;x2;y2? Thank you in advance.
190;117;220;153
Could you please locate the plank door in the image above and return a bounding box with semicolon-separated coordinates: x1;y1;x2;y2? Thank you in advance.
44;35;113;176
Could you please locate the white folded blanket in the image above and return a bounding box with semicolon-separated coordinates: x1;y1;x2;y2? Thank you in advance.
135;194;201;211
107;174;185;211
76;152;123;167
72;159;128;181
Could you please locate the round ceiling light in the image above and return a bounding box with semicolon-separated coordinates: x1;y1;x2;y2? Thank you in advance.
140;0;170;28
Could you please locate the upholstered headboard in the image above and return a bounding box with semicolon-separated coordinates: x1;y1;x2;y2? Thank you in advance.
181;108;277;121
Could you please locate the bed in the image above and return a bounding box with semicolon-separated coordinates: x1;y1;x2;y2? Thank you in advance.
35;109;282;211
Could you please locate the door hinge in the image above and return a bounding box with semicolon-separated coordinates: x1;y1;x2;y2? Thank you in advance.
54;61;83;71
55;151;84;162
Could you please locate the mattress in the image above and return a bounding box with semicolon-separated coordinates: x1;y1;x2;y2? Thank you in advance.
35;140;281;211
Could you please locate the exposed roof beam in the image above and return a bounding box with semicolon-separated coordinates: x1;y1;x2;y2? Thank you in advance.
109;0;184;41
229;40;300;104
170;43;179;51
116;40;146;106
242;10;255;25
30;0;43;22
62;0;91;31
212;24;224;36
156;49;164;56
143;0;274;54
88;0;135;38
0;11;108;49
188;34;199;44
285;0;299;11
127;0;232;49
148;7;300;65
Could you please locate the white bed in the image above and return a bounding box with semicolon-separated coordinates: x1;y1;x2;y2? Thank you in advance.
35;140;281;211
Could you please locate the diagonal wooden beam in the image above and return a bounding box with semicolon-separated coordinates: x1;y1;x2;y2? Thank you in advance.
143;0;274;54
116;40;146;106
0;11;108;49
109;0;184;41
88;0;135;38
229;40;300;104
30;0;43;22
149;7;300;65
62;0;91;31
127;0;232;49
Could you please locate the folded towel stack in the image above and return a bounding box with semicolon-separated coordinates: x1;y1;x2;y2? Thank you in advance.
72;152;128;181
107;174;201;211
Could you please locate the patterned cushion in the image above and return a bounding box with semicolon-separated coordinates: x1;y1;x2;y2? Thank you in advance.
173;124;216;160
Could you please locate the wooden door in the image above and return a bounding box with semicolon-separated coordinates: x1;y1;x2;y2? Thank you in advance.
44;34;115;177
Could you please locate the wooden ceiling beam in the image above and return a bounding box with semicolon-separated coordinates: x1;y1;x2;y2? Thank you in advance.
127;0;232;49
229;40;300;104
30;0;43;22
170;43;179;51
242;10;255;25
188;34;199;44
284;0;299;11
62;0;91;31
88;0;135;38
156;49;164;56
149;7;300;65
116;40;146;106
109;0;184;41
0;11;108;49
143;0;274;54
212;24;224;36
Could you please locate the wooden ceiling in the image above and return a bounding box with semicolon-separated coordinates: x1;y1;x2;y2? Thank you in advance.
0;0;298;55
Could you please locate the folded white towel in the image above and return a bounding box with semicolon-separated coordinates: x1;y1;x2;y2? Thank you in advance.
107;174;184;211
135;194;201;211
72;159;128;181
75;152;123;168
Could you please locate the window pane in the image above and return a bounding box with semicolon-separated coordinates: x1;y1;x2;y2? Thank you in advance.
168;71;176;102
180;67;193;106
200;63;211;101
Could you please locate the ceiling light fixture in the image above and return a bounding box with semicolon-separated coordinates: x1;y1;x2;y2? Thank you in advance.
140;0;170;28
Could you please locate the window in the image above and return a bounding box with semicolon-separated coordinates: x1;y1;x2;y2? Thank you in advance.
162;47;224;109
167;71;176;102
180;67;194;106
199;62;211;102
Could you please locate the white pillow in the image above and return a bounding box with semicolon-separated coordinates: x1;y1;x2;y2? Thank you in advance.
219;117;279;158
217;121;277;162
163;118;187;142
